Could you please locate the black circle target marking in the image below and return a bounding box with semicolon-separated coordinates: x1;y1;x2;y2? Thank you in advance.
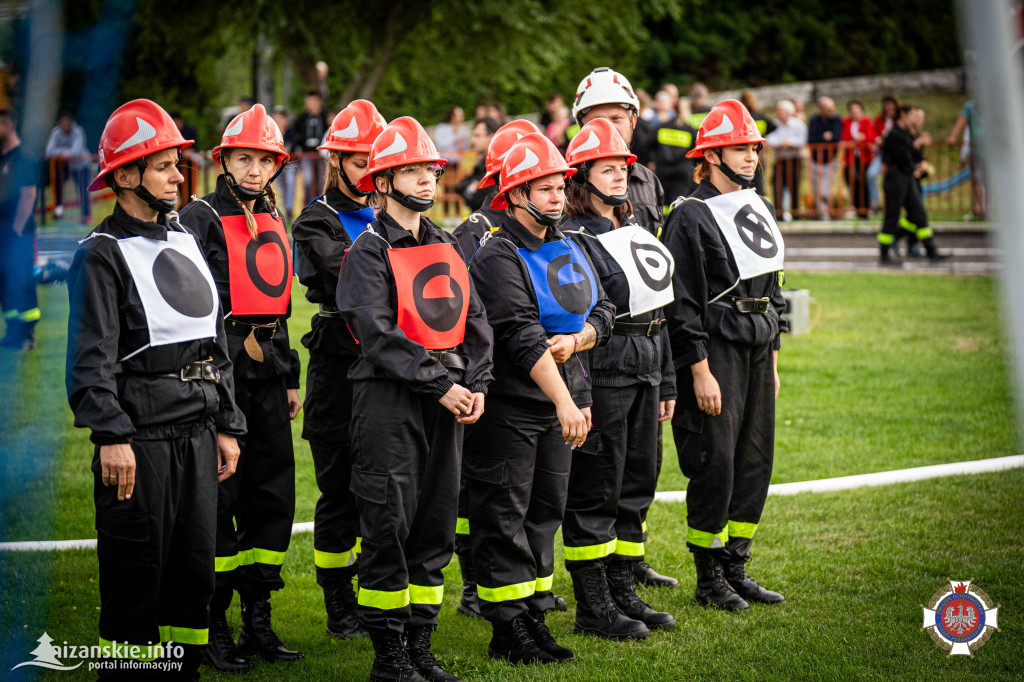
733;204;778;258
412;262;464;332
630;239;671;291
152;249;215;318
546;254;592;315
245;231;289;297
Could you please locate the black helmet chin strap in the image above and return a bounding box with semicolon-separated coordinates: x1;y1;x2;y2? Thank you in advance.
338;152;373;198
382;169;434;212
509;187;562;227
707;148;758;190
114;157;177;214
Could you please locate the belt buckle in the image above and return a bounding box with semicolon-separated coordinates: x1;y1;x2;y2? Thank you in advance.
179;364;198;382
646;319;657;336
756;297;770;314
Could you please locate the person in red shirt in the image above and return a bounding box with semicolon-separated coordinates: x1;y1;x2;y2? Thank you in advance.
840;100;877;217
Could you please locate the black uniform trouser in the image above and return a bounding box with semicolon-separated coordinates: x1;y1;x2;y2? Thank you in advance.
1;230;39;342
212;373;295;611
879;172;931;251
846;157;868;212
455;431;473;557
350;378;461;633
563;383;659;569
465;398;571;623
94;419;216;680
672;335;775;561
303;351;360;587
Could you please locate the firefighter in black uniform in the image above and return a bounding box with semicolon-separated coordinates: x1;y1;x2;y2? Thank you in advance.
178;104;304;670
663;99;787;612
466;132;615;664
571;66;677;588
292;99;386;640
67;99;245;680
336;116;493;682
561;118;677;638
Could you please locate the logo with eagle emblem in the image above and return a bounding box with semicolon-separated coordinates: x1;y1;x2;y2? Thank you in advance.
921;579;1000;656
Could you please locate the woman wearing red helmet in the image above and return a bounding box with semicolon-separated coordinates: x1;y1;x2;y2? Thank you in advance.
663;99;788;612
465;133;614;665
178;104;304;670
335;116;493;682
66;99;245;680
291;99;385;641
560;117;677;639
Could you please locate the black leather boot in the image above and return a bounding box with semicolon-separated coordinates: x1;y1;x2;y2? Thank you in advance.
570;562;649;640
200;612;254;672
368;628;426;682
722;558;785;604
238;599;305;662
692;552;749;611
632;559;680;588
606;561;676;630
455;554;483;619
324;568;366;639
552;594;568;611
521;610;575;662
486;615;557;665
406;625;462;681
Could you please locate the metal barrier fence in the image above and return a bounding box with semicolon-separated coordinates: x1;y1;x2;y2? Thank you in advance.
38;142;978;226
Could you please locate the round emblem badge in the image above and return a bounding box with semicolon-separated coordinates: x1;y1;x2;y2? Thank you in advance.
922;580;1000;656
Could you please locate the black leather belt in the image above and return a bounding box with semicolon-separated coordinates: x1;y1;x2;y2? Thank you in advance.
720;296;771;314
118;359;221;384
427;349;465;370
225;318;278;341
318;304;343;318
613;319;665;336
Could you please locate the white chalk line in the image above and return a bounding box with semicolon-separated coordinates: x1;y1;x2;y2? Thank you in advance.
2;455;1022;553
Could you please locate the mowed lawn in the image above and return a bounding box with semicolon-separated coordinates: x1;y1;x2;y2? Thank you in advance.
1;271;1022;680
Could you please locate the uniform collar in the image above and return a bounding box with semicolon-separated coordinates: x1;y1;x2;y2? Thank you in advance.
214;174;273;216
110;203;172;240
694;178;724;200
376;210;443;246
502;216;565;252
324;187;367;213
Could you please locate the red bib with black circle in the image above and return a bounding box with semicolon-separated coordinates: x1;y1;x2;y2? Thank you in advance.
387;243;470;350
221;213;293;315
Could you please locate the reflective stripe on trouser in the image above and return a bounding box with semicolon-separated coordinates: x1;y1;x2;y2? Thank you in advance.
303;351;362;586
725;520;759;561
212;373;296;611
350;379;460;630
672;334;774;560
465;398;571;622
879;172;929;249
563;384;658;568
94;420;217;670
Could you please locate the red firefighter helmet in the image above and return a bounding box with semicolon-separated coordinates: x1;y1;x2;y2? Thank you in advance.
564;117;636;168
89;99;193;191
212;104;289;165
686;99;766;159
356;116;446;192
491;133;576;210
318;99;387;153
477;119;542;189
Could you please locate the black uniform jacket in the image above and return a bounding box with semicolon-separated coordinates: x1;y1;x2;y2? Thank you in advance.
469;216;615;408
628;163;666;237
882;126;918;177
562;212;676;401
662;179;788;370
66;204;246;445
336;211;494;399
292;187;364;358
451;195;503;262
178;175;301;389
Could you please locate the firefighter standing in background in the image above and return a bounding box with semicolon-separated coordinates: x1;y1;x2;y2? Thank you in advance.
292;99;386;641
663;99;787;612
336;116;493;682
178;104;304;671
561;118;677;638
466;133;614;664
66;98;245;680
572;66;678;588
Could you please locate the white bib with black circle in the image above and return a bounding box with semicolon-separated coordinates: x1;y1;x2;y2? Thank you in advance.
117;231;219;347
593;224;675;316
703;189;785;280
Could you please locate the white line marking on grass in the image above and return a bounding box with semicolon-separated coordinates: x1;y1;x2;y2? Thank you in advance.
2;456;1022;552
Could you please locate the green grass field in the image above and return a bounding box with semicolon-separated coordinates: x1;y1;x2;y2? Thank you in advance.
2;270;1022;680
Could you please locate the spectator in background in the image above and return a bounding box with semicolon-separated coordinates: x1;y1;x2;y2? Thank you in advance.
793;98;807;122
662;83;680;111
841;100;876;217
650;90;676;129
866;94;899;214
474;100;506;126
807;96;842;219
44;112;90;221
546;103;571;154
0;109;39;350
687;82;711;128
171;111;201;206
946;99;986;219
764;99;807;221
739;90;776;195
456;116;501;211
649;97;697;203
291;91;329;205
434;105;468;163
636;88;653;122
271;105;297;220
539;92;564;129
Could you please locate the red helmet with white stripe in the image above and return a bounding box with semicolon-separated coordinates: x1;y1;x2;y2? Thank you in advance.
564;117;636;168
356;116;446;192
89;99;193;191
477;119;542;189
491;133;576;210
213;104;289;165
686;99;765;158
318;99;386;153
